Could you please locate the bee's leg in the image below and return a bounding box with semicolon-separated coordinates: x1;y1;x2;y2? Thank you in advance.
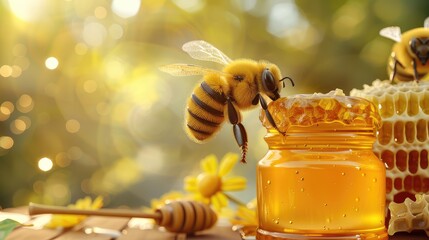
412;59;420;81
226;98;248;163
390;56;404;81
251;95;259;105
258;94;285;135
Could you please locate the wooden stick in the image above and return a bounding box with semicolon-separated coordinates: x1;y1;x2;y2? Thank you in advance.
28;202;161;220
29;200;217;233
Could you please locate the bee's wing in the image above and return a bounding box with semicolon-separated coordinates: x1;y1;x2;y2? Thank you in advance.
379;26;402;42
159;64;228;77
182;40;233;65
424;17;429;28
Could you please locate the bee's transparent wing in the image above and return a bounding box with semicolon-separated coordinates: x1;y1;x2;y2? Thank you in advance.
379;26;402;42
424;17;429;28
159;64;228;77
182;40;233;65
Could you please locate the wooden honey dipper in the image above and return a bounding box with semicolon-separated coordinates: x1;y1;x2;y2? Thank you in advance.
29;200;217;234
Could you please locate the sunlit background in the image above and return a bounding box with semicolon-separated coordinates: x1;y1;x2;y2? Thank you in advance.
1;0;429;208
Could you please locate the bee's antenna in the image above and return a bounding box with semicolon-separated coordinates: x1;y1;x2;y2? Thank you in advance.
280;77;295;87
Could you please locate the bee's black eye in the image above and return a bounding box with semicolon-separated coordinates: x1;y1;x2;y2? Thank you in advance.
410;38;418;54
262;68;277;92
233;75;244;81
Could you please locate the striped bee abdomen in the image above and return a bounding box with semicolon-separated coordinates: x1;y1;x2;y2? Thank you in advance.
185;81;227;142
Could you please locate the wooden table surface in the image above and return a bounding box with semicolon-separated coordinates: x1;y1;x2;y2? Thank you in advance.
1;207;427;240
1;207;242;240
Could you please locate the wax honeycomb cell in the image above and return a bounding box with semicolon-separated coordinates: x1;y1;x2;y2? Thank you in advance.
351;80;429;203
260;89;380;133
388;194;429;236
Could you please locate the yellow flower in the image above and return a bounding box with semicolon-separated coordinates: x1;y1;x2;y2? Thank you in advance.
44;196;103;229
184;153;247;211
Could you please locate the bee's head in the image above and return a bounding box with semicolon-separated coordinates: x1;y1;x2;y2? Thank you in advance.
410;37;429;65
261;67;294;101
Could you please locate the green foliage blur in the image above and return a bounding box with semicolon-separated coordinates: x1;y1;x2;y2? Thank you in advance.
0;0;428;208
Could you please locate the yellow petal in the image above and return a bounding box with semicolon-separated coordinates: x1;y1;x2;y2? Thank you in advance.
236;206;257;224
80;196;91;208
222;177;247;191
200;154;218;174
184;176;197;192
191;193;210;205
218;153;239;177
219;207;235;219
91;196;103;209
211;192;228;211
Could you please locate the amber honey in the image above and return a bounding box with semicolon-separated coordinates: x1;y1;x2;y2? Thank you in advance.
257;92;387;240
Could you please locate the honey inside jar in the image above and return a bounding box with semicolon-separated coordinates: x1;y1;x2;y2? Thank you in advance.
257;90;387;240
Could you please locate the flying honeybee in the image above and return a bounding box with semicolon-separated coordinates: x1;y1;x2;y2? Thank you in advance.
380;17;429;82
160;40;293;163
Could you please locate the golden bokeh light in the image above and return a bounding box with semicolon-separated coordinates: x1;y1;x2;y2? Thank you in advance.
83;21;107;47
111;0;141;18
17;94;34;113
43;173;72;205
38;157;54;172
0;136;14;150
7;0;47;22
18;116;31;129
94;6;107;19
0;101;14;121
55;152;72;168
11;65;22;78
10;118;27;134
45;57;59;70
65;119;81;133
0;65;13;78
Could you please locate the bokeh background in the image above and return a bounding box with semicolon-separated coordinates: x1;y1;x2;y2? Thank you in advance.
1;0;429;208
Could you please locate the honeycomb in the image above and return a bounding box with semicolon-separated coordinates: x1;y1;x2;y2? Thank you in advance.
350;80;429;203
388;193;429;236
260;89;380;133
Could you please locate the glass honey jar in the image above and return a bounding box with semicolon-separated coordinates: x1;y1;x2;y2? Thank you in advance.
257;90;387;240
